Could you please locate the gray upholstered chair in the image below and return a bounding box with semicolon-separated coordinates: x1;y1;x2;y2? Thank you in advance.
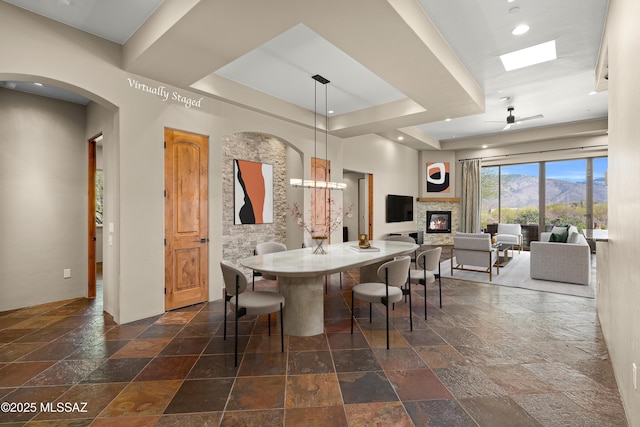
350;256;412;349
495;223;523;252
409;247;442;319
252;241;287;290
451;233;499;281
221;260;285;366
385;234;418;266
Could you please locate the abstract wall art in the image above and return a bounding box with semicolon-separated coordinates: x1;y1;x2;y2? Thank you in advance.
234;159;273;224
427;161;451;193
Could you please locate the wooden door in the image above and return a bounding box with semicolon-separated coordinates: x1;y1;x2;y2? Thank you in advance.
164;128;209;311
311;157;330;238
87;138;97;299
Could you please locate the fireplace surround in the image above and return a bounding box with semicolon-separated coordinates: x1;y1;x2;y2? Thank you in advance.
426;210;452;234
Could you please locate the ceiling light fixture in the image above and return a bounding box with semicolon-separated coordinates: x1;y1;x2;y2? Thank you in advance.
290;75;346;191
482;145;488;149
445;118;452;122
512;24;530;35
500;40;557;71
397;136;404;141
588;91;597;95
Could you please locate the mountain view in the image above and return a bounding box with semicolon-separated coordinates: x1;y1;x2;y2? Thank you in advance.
481;172;608;229
482;174;608;208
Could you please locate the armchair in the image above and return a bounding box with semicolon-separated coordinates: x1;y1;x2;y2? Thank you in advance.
451;233;499;281
495;223;523;253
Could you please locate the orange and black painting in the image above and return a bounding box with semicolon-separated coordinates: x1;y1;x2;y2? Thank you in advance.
426;161;450;193
234;159;273;224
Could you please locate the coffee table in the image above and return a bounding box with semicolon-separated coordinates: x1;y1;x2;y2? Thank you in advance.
493;243;513;267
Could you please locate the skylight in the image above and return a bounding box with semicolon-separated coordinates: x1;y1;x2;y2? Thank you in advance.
500;40;557;71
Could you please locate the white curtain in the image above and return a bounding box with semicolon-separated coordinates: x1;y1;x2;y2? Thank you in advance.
460;159;481;233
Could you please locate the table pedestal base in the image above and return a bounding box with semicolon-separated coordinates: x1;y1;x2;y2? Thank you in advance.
277;275;324;336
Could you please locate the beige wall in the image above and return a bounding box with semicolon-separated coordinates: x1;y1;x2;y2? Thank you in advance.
0;89;88;311
598;0;640;423
0;3;352;323
343;134;420;238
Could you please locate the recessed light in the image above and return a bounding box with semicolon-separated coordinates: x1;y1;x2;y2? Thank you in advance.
328;110;334;114
397;136;404;141
482;145;488;149
508;0;515;2
34;82;43;86
445;118;451;122
499;96;511;102
509;7;520;14
588;91;597;95
500;40;557;71
512;24;529;35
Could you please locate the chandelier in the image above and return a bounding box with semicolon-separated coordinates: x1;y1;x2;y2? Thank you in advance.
289;74;346;190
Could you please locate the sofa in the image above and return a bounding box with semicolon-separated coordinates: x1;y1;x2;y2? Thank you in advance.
451;232;499;281
530;225;591;285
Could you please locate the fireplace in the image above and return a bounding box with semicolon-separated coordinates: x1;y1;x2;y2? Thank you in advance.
426;210;452;233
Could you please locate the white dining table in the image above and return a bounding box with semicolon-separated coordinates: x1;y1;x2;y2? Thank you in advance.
240;240;418;336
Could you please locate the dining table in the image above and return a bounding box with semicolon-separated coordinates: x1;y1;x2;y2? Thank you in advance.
240;239;419;336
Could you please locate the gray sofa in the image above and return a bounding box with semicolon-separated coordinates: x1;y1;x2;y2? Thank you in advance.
530;226;591;285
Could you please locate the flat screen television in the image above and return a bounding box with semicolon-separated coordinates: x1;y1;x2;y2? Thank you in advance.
386;194;414;223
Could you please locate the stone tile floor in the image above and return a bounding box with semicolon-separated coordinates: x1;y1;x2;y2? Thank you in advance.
0;268;629;426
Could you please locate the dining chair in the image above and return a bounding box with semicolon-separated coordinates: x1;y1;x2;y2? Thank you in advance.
350;256;412;349
408;247;442;319
252;241;287;290
385;234;418;267
220;260;285;366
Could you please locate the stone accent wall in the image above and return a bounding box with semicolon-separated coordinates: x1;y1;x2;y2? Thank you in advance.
417;199;460;245
222;132;287;272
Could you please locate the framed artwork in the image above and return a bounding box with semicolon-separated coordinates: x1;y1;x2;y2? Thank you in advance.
427;162;450;193
234;159;273;224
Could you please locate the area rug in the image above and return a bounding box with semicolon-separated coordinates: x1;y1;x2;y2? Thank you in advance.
440;251;596;298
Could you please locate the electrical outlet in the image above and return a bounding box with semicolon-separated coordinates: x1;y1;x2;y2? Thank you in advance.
63;269;71;279
634;363;637;391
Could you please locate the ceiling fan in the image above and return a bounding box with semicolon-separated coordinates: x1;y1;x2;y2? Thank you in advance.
487;106;544;130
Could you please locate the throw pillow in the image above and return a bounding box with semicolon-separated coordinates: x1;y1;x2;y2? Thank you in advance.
549;229;569;243
567;231;580;244
551;225;569;235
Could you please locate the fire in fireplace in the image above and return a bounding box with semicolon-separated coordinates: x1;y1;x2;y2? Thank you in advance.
426;211;451;233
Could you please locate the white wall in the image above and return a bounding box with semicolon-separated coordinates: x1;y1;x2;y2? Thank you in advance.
343;135;420;238
598;0;640;423
0;89;87;311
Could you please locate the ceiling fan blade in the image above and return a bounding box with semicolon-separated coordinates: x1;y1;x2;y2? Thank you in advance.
517;114;544;122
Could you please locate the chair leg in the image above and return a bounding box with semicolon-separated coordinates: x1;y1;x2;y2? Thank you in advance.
340;272;343;289
409;283;413;332
385;295;390;350
424;283;428;320
268;313;271;336
234;301;239;367
280;303;284;353
223;291;228;340
369;303;372;323
438;268;442;309
350;291;354;334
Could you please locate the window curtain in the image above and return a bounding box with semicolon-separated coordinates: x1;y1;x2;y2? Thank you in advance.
460;159;481;233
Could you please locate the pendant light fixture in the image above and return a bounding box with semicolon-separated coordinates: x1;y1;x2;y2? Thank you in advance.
289;74;346;190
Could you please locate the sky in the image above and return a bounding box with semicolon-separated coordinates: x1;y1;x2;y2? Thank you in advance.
496;158;608;182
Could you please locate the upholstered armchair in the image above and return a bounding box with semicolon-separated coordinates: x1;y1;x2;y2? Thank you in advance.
451;233;499;281
495;223;523;253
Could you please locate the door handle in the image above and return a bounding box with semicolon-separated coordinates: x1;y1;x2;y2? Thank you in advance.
200;238;208;243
